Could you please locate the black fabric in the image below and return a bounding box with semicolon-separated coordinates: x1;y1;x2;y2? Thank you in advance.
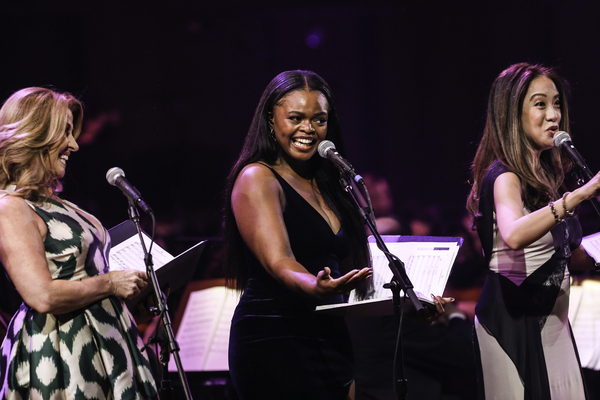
474;161;585;400
228;164;353;400
348;314;477;400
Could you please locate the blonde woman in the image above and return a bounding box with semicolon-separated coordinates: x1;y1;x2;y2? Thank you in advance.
0;87;157;399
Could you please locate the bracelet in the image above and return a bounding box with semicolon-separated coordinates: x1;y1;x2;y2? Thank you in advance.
562;192;574;218
549;201;563;223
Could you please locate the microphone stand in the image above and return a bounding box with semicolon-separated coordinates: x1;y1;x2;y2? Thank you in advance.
126;201;193;400
338;174;429;400
572;166;600;219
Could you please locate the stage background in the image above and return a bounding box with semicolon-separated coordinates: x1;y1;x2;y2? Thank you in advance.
2;1;599;241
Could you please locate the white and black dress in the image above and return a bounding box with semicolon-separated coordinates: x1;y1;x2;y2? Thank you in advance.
0;193;157;399
474;161;587;399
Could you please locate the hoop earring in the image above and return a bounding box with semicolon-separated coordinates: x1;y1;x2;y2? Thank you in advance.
270;128;276;142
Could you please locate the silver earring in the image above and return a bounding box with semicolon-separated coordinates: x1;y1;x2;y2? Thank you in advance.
270;128;276;141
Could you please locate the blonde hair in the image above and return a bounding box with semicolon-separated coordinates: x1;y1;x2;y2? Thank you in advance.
0;87;83;201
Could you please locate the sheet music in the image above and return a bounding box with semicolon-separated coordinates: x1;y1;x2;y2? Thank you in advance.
109;233;174;272
582;232;600;263
203;291;238;371
569;279;600;371
168;286;238;372
351;239;460;303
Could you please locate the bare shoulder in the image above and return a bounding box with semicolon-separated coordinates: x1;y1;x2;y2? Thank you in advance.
0;194;45;236
237;163;275;182
493;171;524;208
235;163;279;193
494;171;521;192
0;194;31;217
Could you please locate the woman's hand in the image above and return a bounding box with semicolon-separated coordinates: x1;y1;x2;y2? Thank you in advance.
107;270;149;300
315;267;372;298
414;295;456;323
431;295;455;315
569;171;600;206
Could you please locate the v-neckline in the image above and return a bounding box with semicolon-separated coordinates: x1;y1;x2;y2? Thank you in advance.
261;164;342;236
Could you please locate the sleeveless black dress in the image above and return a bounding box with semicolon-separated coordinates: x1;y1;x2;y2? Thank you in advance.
228;165;353;400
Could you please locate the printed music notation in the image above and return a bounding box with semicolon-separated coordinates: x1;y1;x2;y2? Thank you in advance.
168;286;239;372
368;242;459;301
109;234;174;272
317;236;462;316
569;279;600;371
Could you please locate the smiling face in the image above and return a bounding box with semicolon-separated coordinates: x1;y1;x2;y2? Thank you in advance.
49;109;79;178
521;75;561;155
270;89;329;167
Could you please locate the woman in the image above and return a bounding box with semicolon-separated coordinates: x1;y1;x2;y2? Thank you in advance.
0;87;158;399
224;70;450;400
467;63;600;399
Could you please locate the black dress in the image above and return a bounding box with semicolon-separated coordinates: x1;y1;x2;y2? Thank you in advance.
228;165;353;400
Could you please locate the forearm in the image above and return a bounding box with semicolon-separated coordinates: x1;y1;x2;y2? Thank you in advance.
29;273;113;315
500;192;579;250
500;204;562;249
495;173;594;250
269;259;320;297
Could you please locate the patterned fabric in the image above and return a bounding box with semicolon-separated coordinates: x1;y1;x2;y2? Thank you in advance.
0;194;157;399
474;161;586;399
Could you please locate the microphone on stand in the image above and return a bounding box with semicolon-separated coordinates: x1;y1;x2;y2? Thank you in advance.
317;140;363;183
554;131;600;219
553;131;594;181
318;139;377;226
106;167;153;215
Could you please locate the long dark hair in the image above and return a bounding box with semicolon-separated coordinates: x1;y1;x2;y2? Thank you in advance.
223;70;371;292
467;63;572;218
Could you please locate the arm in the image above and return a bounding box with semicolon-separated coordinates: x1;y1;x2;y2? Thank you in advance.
495;171;600;250
231;164;370;298
0;195;148;315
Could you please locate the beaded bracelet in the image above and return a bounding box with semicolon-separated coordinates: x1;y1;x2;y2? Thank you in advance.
562;192;574;218
549;201;562;223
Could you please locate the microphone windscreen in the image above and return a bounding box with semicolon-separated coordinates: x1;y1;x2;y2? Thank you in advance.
553;131;571;147
318;140;336;158
106;167;125;186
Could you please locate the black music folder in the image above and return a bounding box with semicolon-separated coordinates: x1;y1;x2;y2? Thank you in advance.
108;220;206;311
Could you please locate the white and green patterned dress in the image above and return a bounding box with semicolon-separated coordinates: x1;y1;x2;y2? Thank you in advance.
0;194;158;399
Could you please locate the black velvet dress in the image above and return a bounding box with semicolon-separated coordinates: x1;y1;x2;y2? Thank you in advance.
228;165;353;400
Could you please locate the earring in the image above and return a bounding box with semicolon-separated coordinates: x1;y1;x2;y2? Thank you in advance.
270;128;276;142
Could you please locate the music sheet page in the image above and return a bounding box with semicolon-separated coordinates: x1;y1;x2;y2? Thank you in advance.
109;233;174;272
168;286;238;372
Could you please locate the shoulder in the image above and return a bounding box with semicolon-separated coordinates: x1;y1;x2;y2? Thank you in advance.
481;161;518;194
0;193;31;215
235;163;279;189
493;172;524;210
483;161;513;184
233;163;281;199
0;193;44;234
494;171;521;191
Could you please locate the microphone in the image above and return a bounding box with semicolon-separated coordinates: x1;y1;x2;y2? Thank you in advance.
317;140;362;183
553;131;594;181
106;167;153;214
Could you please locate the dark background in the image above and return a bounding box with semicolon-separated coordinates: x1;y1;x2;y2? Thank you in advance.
3;2;600;398
2;0;600;245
